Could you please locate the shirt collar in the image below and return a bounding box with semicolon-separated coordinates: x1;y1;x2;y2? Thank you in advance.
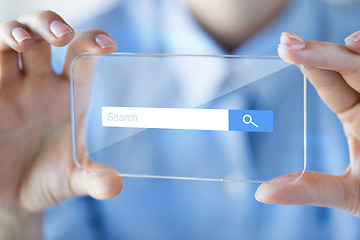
156;0;321;107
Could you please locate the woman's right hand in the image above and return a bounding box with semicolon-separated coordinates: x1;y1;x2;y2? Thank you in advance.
0;11;123;239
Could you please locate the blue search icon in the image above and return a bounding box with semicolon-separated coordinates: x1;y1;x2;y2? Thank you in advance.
229;110;273;132
242;114;258;128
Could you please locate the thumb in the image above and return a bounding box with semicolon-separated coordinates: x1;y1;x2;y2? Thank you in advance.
255;171;351;212
70;162;123;200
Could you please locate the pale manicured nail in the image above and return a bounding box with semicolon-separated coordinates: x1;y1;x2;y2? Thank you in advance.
95;34;116;49
345;31;360;43
12;27;31;43
50;20;73;38
279;32;306;51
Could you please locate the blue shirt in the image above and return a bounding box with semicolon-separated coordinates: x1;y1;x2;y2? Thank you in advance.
46;0;360;239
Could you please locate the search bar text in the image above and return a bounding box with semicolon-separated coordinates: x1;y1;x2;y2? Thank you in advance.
102;107;273;132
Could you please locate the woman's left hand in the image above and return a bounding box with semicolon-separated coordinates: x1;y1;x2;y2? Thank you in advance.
256;31;360;217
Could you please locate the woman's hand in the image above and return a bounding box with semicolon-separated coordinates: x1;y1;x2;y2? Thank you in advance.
256;31;360;217
0;11;122;239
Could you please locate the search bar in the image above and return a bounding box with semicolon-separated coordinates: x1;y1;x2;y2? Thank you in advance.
102;107;273;133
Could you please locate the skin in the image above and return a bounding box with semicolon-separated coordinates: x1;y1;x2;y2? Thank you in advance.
1;1;360;239
0;11;123;239
256;32;360;216
186;0;288;52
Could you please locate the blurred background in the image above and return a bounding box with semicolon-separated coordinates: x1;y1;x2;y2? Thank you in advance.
1;0;360;240
0;0;122;24
0;0;359;24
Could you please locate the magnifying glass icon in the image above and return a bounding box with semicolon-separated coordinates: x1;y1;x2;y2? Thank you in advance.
242;114;258;128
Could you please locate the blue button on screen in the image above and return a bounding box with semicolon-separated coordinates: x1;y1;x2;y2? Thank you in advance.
229;110;273;133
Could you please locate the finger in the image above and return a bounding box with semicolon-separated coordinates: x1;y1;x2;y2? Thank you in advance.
278;32;360;93
18;11;74;75
0;21;35;84
255;171;354;214
345;31;360;55
70;162;123;200
0;20;34;52
303;67;360;114
18;11;74;46
278;32;360;114
62;30;117;79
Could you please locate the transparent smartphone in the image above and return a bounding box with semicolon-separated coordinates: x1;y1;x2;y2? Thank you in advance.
70;53;307;183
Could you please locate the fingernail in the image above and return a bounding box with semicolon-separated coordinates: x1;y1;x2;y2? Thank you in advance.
12;27;31;43
279;32;306;51
50;20;73;38
345;31;360;43
95;34;116;49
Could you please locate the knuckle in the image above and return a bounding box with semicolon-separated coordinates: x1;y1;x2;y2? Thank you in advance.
0;20;20;31
37;10;59;21
31;10;59;24
338;102;360;124
78;29;109;39
351;123;360;139
350;59;360;74
73;29;107;44
90;28;108;35
19;10;62;24
343;174;360;216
